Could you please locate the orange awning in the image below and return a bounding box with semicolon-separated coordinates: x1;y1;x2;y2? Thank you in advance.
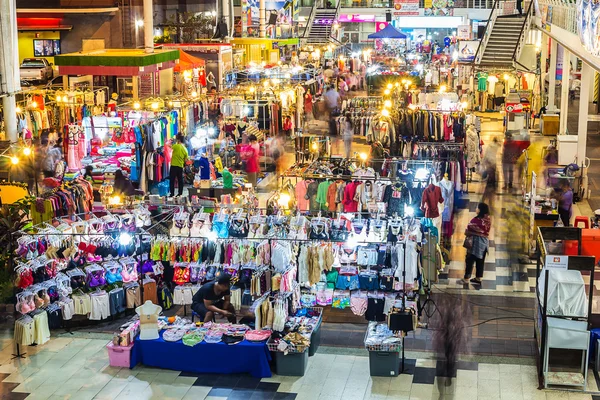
174;50;205;72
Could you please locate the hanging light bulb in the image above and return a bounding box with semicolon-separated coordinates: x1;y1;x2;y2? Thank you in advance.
31;101;38;109
168;101;174;107
191;91;198;98
10;156;19;165
381;109;390;117
387;83;393;90
56;95;62;103
384;89;390;96
133;101;141;110
384;100;392;108
15;106;21;113
23;147;31;156
151;102;159;110
249;86;256;93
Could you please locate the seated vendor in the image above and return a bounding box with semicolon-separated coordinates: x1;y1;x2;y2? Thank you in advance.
192;274;236;323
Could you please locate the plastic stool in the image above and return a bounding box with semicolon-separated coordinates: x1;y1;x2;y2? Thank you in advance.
574;216;590;229
191;310;215;323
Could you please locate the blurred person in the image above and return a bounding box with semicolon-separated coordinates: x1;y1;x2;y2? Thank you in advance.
113;169;139;197
270;134;285;176
481;137;500;208
241;134;260;187
304;89;314;126
323;86;340;135
502;135;519;190
432;292;471;395
342;113;354;159
42;141;61;178
461;202;491;285
556;179;574;226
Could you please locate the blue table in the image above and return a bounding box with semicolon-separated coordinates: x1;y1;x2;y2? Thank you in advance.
130;332;272;378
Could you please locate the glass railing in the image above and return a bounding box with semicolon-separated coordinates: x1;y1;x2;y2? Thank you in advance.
294;0;494;7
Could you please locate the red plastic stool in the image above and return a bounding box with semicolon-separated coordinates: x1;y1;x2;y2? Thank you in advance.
574;216;590;229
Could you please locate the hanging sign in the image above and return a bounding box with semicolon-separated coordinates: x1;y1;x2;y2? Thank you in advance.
393;0;419;16
545;255;569;270
424;0;454;16
457;25;470;40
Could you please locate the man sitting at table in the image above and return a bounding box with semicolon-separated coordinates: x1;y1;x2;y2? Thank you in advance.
192;274;237;323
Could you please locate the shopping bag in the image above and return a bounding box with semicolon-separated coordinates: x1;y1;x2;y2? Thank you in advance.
158;180;170;197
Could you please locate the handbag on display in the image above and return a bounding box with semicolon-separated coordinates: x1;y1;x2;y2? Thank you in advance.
387;307;417;333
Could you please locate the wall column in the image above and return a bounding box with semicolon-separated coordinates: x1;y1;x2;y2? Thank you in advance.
259;0;266;38
143;0;154;53
559;47;571;134
577;62;593;193
540;33;548;110
0;0;21;142
547;38;558;111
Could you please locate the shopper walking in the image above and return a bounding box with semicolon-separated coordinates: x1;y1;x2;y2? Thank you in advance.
169;134;188;197
556;179;574;226
516;0;523;14
481;137;500;209
342;113;354;159
323;86;340;135
304;90;314;126
461;202;491;285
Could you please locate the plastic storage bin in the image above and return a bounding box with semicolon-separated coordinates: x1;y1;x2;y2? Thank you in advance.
273;350;309;376
369;351;400;376
309;321;321;357
106;342;134;368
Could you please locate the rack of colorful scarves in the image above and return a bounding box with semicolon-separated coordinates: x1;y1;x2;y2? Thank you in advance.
148;207;441;325
12;209;169;353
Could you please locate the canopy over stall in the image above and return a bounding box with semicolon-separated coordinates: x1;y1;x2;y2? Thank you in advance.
367;25;407;40
174;50;205;72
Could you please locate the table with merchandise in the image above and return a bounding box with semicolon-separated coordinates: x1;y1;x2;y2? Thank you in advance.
130;317;273;378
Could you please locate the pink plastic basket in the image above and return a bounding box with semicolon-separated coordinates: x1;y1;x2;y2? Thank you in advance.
106;342;133;368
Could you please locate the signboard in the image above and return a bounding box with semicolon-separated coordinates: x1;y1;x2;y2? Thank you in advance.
505;102;531;113
424;0;454;16
541;4;551;32
456;40;479;62
457;24;470;40
338;14;376;22
530;171;536;237
376;22;389;32
393;0;419;16
545;255;569;270
241;0;251;34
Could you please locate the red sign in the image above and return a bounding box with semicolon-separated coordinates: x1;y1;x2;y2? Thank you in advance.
376;22;388;31
505;102;531;113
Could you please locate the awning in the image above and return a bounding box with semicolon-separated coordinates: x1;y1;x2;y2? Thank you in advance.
174;50;205;72
367;25;407;39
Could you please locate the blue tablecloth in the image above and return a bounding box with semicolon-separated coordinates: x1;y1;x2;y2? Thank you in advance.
130;332;272;378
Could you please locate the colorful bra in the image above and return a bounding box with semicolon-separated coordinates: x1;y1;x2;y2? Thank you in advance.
121;266;138;283
106;267;123;284
174;267;190;285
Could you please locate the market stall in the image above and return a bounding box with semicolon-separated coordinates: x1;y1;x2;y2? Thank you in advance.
534;226;597;391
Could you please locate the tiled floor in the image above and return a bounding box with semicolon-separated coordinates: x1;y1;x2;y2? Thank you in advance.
0;336;598;400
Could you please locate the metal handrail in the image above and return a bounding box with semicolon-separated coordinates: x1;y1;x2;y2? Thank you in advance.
328;0;343;43
303;1;318;37
512;0;534;64
474;0;500;64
